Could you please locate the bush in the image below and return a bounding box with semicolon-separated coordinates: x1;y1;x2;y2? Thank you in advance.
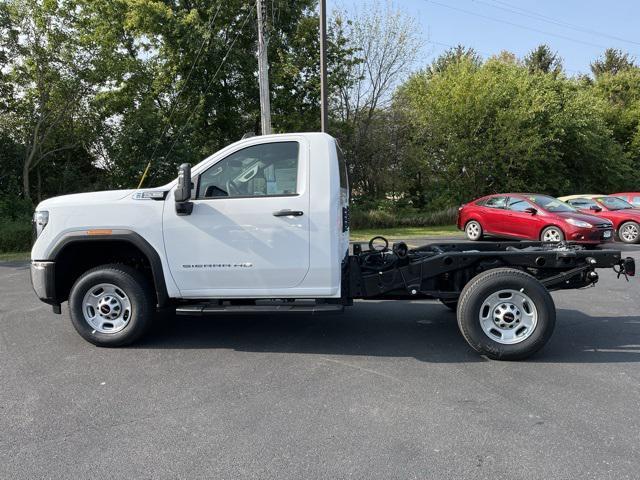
0;219;32;252
351;206;458;229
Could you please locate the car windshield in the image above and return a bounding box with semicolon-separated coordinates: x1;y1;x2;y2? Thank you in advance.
527;195;576;213
597;196;634;210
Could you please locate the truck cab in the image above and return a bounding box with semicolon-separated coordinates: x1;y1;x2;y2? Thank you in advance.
32;133;349;299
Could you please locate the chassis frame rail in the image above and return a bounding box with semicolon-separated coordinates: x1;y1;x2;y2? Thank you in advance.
348;241;633;300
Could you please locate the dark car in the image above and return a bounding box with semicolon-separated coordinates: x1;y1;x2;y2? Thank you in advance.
457;193;614;243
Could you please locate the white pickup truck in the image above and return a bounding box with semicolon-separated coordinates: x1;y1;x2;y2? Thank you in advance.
31;132;634;360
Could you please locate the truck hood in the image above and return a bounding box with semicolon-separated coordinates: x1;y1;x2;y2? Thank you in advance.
36;189;135;210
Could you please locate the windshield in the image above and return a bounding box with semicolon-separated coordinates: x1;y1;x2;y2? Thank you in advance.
596;196;634;210
527;195;576;213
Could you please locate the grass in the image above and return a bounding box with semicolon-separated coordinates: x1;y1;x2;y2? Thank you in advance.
350;224;461;241
0;251;30;262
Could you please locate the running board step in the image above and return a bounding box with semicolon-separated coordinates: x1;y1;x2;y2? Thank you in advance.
176;304;344;316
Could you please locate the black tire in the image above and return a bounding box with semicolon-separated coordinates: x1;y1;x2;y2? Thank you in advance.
456;268;556;360
68;264;155;347
439;298;458;311
540;226;564;242
465;220;483;241
618;221;640;244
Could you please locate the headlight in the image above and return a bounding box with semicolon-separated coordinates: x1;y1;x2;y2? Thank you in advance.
566;218;592;228
33;210;49;238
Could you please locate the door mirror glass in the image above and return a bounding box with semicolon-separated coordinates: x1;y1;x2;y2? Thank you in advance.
175;163;192;203
524;207;537;215
589;205;602;212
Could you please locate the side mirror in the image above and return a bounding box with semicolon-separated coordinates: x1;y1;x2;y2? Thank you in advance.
524;207;537;215
175;163;193;216
589;205;602;212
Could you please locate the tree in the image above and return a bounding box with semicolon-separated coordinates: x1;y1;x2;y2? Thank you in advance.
429;45;481;74
591;48;635;78
1;0;100;202
394;57;629;206
331;1;422;198
524;44;563;75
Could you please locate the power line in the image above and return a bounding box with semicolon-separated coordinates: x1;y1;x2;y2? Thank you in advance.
483;0;640;47
162;5;255;167
139;3;223;188
420;0;612;50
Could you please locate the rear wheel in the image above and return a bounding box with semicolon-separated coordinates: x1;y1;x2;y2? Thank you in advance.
68;264;155;347
618;221;640;244
456;268;556;360
540;226;564;242
465;220;483;241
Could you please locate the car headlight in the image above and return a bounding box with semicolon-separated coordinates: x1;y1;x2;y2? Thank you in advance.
566;218;592;228
33;210;49;238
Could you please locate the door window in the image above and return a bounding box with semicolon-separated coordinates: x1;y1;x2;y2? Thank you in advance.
197;142;299;199
507;197;531;212
484;196;507;209
632;197;640;206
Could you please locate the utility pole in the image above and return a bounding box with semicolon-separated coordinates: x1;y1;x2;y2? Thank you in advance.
256;0;272;135
319;0;328;132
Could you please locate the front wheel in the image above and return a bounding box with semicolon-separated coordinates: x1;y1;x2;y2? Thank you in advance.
540;226;564;243
68;264;155;347
456;268;556;360
618;221;640;244
465;220;483;241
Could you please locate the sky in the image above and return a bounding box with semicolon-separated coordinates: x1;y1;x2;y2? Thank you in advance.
327;0;640;76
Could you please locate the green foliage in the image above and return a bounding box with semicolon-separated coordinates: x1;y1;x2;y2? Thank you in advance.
351;206;458;229
524;44;562;76
591;48;636;78
394;55;636;208
0;219;31;253
429;45;482;75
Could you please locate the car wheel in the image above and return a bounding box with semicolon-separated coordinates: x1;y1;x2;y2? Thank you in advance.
456;268;556;360
618;221;640;244
465;220;483;241
540;226;564;242
68;264;155;347
439;298;458;311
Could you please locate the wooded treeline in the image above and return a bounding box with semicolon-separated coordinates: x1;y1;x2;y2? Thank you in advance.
1;0;639;241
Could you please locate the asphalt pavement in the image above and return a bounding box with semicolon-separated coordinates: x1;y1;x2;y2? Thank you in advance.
1;242;639;479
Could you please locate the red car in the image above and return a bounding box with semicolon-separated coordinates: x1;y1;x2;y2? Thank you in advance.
612;192;640;208
559;195;640;244
457;193;614;244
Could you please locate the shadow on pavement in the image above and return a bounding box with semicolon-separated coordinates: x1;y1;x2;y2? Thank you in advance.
137;301;640;364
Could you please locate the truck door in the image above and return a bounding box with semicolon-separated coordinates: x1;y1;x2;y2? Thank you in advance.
162;139;310;295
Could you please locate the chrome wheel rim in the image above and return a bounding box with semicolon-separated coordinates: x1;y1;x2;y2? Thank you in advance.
82;283;132;334
620;224;639;242
479;289;538;344
542;228;562;242
466;222;481;240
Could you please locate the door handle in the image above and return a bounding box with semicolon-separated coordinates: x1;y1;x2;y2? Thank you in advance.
273;209;304;217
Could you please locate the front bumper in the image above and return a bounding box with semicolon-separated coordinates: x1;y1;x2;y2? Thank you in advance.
567;227;614;244
30;261;58;306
